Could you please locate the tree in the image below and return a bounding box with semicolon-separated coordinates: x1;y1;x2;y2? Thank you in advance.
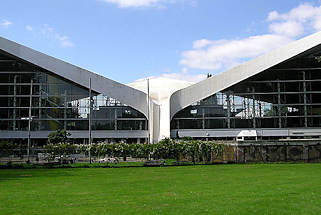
0;141;14;164
48;129;71;144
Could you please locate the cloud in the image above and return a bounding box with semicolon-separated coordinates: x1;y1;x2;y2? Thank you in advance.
103;0;165;8
55;34;74;47
180;2;321;72
41;24;54;35
102;0;196;8
267;3;320;22
192;39;213;49
26;25;33;31
140;68;206;83
157;71;206;83
181;34;292;70
40;24;74;48
267;3;321;34
0;19;12;27
269;21;304;37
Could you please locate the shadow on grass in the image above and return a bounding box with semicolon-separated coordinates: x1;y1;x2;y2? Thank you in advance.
0;168;76;182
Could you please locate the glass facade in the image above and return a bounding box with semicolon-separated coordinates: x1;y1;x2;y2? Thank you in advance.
171;47;321;130
0;51;147;132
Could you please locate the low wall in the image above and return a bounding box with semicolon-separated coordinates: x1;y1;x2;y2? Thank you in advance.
216;141;321;163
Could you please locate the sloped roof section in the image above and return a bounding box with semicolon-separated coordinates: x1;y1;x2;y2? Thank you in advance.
170;31;321;119
0;37;148;117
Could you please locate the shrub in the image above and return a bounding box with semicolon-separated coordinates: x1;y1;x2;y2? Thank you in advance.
48;129;70;144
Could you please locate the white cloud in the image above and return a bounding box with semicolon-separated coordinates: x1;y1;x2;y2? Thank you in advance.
0;19;12;27
267;3;321;35
143;68;206;83
267;11;279;21
269;21;304;37
26;25;33;31
40;24;74;48
157;71;206;83
103;0;165;8
181;34;292;70
193;39;213;49
102;0;195;8
55;34;74;47
180;2;321;72
313;15;321;30
41;24;54;35
267;4;320;22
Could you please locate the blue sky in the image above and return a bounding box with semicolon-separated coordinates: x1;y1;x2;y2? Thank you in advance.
1;0;321;83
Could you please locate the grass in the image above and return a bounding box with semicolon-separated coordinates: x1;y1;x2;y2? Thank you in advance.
0;164;320;215
0;160;196;169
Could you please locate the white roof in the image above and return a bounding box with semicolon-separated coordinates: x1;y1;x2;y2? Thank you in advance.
128;77;194;104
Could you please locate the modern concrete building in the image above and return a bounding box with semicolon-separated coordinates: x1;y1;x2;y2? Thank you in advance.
0;36;152;144
2;31;321;144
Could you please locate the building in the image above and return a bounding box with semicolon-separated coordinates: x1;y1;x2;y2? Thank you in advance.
170;32;321;140
0;37;150;144
1;31;321;144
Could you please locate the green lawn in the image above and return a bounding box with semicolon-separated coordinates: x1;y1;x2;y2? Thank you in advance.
0;164;320;215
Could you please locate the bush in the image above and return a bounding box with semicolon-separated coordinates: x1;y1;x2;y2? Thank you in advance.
48;129;70;144
43;139;225;164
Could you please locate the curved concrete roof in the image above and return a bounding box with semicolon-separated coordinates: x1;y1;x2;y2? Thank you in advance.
170;31;321;119
0;37;148;118
128;77;194;104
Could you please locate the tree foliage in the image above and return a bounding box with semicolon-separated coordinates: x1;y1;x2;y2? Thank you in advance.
48;129;71;144
44;139;224;163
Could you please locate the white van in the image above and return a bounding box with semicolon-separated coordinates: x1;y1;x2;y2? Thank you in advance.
236;130;257;142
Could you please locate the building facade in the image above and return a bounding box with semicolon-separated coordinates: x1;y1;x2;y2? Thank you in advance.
170;32;321;140
0;37;150;144
1;31;321;144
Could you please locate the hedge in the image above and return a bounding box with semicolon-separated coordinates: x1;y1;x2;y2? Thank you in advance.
45;138;224;163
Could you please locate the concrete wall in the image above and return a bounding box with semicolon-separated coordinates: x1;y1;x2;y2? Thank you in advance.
215;141;321;163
